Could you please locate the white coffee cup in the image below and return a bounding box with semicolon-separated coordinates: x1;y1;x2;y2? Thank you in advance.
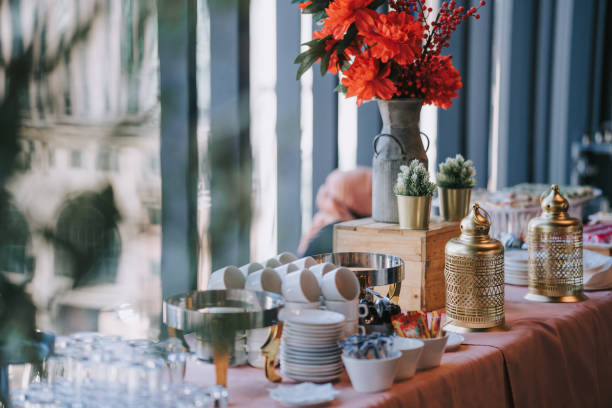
324;298;368;320
309;262;337;282
208;266;245;289
263;257;282;268
274;263;299;278
239;262;264;277
320;267;360;301
276;252;298;265
245;268;282;294
291;256;317;269
281;268;321;302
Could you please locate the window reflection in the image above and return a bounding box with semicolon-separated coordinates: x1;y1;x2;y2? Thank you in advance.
0;191;32;284
0;0;161;339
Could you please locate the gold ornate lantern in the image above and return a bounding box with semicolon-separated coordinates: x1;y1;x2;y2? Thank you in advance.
524;184;587;303
444;203;505;332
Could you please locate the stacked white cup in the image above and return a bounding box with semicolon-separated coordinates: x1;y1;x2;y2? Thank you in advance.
316;265;363;337
279;258;321;319
208;252;364;367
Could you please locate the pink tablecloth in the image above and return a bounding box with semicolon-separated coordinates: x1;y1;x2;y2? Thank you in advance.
186;286;612;408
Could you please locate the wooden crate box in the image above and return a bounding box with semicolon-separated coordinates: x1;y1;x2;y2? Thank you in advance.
333;218;460;311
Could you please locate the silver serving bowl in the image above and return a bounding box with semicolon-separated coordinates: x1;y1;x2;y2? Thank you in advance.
163;289;284;364
311;252;404;287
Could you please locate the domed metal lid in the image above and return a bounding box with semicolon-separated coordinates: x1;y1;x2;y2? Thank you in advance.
460;203;491;236
541;184;569;213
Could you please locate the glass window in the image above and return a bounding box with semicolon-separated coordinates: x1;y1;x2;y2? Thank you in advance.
70;150;82;168
0;0;162;339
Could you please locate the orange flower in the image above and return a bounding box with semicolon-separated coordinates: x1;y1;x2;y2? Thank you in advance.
298;1;312;9
395;56;462;108
314;30;360;74
322;0;377;40
364;11;424;65
422;56;462;109
342;54;396;105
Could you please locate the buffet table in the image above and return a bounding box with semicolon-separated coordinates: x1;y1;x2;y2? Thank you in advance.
186;285;612;407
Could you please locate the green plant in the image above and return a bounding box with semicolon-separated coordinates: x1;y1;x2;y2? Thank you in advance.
436;154;476;189
394;159;436;196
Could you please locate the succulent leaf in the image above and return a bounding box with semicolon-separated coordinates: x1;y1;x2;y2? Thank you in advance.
394;159;436;196
436;154;476;189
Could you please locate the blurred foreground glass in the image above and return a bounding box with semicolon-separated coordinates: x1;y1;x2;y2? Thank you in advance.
0;0;162;339
9;333;212;407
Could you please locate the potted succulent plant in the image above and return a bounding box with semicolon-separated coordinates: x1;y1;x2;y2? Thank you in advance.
436;154;476;221
393;159;436;229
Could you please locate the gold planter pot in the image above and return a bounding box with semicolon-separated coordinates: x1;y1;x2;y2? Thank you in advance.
396;195;432;230
438;187;471;221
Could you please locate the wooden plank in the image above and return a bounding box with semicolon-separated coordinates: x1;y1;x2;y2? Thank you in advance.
532;0;555;182
437;0;468;162
549;0;602;183
209;0;252;269
357;100;381;167
276;0;302;253
490;0;537;187
311;53;338;213
465;0;493;188
334;229;423;261
158;0;199;298
336;217;458;232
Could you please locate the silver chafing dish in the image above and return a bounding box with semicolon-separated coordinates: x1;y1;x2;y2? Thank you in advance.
163;289;284;386
311;252;405;300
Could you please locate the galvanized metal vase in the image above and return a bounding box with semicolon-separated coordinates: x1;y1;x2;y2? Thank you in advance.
372;99;429;223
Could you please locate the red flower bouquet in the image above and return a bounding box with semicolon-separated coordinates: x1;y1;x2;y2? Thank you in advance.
294;0;485;107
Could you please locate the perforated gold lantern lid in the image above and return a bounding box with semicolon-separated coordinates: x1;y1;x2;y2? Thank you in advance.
525;185;586;302
444;203;506;332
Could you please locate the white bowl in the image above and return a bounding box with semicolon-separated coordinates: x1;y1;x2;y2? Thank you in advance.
392;337;424;380
417;335;449;370
342;351;401;393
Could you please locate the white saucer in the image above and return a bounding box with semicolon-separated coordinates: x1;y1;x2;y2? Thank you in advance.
281;345;340;355
281;369;344;383
282;361;343;374
281;356;341;366
283;329;343;339
283;342;341;349
285;310;346;326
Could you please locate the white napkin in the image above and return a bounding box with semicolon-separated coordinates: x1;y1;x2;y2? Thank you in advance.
584;250;612;290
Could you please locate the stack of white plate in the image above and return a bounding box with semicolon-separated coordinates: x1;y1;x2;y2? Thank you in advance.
505;249;528;286
280;310;346;382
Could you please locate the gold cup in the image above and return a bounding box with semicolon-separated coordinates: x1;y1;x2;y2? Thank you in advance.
396;195;432;230
438;187;471;221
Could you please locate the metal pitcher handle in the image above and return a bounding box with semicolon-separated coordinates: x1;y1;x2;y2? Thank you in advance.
373;133;405;157
420;131;430;153
373;132;430;157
